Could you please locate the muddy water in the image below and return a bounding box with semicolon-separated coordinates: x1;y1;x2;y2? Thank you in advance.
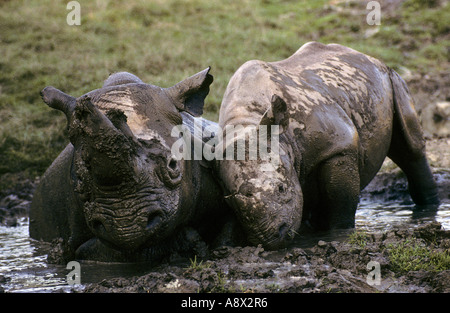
0;219;154;293
0;220;70;293
1;202;449;293
291;201;450;248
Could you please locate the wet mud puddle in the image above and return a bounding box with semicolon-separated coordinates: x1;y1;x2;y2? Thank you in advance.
1;202;449;293
0;220;154;293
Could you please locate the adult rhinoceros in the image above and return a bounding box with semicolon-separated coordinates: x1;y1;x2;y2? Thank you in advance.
215;42;440;249
30;69;234;262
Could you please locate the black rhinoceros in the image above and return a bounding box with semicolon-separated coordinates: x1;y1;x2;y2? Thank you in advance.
214;42;440;249
30;69;235;262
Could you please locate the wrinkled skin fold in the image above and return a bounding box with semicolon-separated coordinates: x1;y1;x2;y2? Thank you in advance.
215;42;440;249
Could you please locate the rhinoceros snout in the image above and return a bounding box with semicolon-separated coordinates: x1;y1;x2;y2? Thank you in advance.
262;223;295;250
88;208;166;250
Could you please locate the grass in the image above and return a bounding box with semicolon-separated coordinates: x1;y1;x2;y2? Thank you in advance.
347;229;370;248
0;0;449;189
187;255;210;271
387;238;450;273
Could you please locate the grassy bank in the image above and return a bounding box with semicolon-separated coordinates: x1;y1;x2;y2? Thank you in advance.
0;0;449;189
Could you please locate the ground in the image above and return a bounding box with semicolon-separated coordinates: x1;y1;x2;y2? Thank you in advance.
80;222;450;293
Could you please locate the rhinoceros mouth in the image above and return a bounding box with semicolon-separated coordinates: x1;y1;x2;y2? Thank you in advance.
249;222;297;250
83;178;181;250
89;219;149;250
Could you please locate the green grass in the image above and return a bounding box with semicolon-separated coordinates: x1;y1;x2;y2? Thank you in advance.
187;255;210;271
387;238;450;273
0;0;448;189
347;229;370;248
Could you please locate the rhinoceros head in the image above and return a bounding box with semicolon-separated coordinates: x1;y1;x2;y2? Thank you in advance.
216;95;303;249
41;68;213;250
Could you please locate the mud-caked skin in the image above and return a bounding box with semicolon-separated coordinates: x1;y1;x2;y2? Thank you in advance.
215;42;440;249
30;68;235;262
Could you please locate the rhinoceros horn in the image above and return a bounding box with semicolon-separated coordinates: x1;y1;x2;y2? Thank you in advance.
40;86;77;122
41;88;137;187
76;96;138;186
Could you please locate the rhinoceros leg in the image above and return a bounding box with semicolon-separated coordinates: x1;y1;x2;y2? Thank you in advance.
388;138;440;208
313;153;360;230
387;69;440;208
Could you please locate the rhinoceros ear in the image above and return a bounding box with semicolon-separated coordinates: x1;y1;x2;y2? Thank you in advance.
166;67;213;117
40;86;76;121
259;94;289;134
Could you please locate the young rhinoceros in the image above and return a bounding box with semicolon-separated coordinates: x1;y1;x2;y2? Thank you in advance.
30;68;233;262
215;42;440;249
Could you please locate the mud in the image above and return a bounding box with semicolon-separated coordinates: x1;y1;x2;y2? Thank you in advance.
0;179;35;227
81;221;450;293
